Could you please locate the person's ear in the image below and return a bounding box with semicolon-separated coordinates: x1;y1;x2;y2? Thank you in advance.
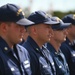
0;23;8;33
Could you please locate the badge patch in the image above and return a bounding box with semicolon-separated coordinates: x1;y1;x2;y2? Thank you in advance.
24;60;30;68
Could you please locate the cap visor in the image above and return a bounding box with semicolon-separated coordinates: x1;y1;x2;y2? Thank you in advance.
59;23;71;29
52;23;71;30
44;21;59;25
16;18;34;26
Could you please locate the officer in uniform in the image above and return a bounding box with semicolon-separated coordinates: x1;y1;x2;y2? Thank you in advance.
60;14;75;75
22;11;60;75
0;3;34;75
46;17;70;75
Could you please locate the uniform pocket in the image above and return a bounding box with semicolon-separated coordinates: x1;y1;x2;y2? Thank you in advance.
39;57;52;75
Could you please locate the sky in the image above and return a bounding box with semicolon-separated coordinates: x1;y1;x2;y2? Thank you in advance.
0;0;75;12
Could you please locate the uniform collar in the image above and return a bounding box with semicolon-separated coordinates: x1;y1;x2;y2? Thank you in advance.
47;43;61;55
65;38;75;46
0;37;12;54
26;36;41;52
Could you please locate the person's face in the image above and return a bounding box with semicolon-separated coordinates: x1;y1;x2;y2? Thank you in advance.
35;24;53;43
68;25;75;39
52;29;67;43
22;28;28;41
6;22;25;44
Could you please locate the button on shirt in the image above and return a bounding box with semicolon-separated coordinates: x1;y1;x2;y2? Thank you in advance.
0;37;31;75
47;43;70;75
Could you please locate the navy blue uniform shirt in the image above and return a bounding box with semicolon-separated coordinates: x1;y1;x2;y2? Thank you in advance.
60;38;75;75
22;36;56;75
47;43;70;75
0;37;31;75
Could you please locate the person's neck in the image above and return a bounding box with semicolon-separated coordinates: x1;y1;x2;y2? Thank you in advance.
50;40;61;52
31;36;44;48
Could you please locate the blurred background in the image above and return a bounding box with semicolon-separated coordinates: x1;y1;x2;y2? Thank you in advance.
0;0;75;18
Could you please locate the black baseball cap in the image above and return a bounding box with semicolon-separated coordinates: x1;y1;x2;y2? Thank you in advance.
0;3;34;26
27;11;60;26
62;14;75;25
51;17;71;30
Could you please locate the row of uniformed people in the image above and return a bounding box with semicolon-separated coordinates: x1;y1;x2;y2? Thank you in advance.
0;3;75;75
22;11;71;75
23;12;75;75
21;12;75;75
